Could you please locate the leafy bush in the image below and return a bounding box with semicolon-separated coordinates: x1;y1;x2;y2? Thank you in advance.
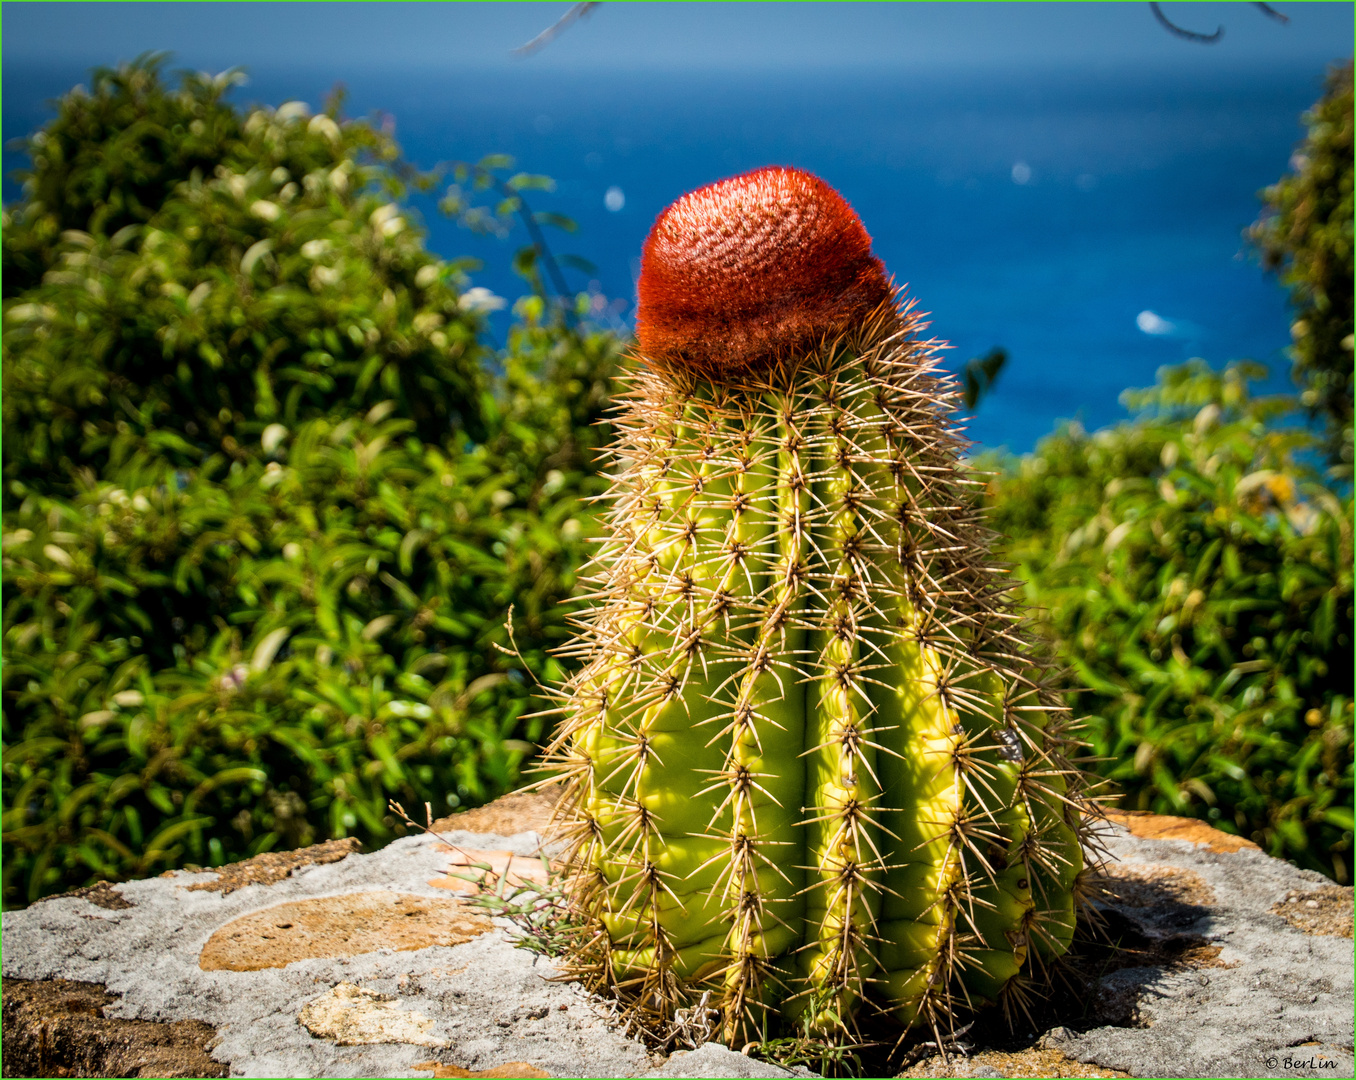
983;361;1354;881
1;388;609;903
2;58;623;906
1250;60;1354;473
2;60;251;297
2;57;491;502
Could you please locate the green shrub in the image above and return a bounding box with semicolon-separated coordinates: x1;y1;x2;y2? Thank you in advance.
1250;60;1354;474
1;386;613;904
2;57;624;906
2;57;490;502
2;58;250;298
982;360;1354;882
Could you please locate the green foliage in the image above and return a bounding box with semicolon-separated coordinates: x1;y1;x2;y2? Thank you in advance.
1250;60;1354;473
0;391;611;904
2;56;248;297
961;346;1007;411
2;55;490;504
982;361;1354;882
2;57;625;907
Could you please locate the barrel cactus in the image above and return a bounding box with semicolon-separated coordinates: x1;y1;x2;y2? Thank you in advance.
544;166;1098;1047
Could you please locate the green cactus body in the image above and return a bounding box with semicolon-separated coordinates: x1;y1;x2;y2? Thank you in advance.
548;167;1094;1045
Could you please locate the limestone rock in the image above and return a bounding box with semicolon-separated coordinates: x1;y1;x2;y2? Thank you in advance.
648;1043;814;1077
1064;816;1353;1079
299;981;448;1048
2;793;1351;1079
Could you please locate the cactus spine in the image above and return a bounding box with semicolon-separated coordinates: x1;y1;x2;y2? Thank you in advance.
545;167;1095;1045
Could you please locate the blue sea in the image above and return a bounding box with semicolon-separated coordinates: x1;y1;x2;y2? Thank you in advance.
3;59;1338;453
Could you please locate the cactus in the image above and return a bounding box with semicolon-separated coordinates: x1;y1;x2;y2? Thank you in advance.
543;166;1097;1047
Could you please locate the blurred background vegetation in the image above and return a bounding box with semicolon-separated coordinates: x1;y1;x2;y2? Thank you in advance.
982;60;1353;885
3;57;1351;907
1;57;621;906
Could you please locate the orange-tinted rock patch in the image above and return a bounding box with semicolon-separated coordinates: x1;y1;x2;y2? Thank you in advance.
181;837;363;896
428;848;556;895
413;1062;551;1078
430;785;564;837
198;891;492;971
1104;810;1260;854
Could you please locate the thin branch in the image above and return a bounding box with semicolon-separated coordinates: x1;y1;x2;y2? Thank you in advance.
513;2;602;57
446;161;577;322
1149;2;1223;43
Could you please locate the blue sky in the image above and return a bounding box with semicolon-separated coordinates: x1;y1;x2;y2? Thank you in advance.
3;2;1352;75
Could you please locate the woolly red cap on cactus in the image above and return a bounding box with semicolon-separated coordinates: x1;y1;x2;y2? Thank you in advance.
634;166;894;373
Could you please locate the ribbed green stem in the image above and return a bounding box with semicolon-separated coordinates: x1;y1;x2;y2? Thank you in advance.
796;362;885;1033
953;670;1036;1009
613;399;745;993
719;389;811;1039
554;321;1091;1044
863;374;966;1030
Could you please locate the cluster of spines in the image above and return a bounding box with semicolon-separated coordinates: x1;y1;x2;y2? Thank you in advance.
539;298;1102;1047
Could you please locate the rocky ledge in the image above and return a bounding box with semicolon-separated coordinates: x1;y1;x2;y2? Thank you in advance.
2;795;1350;1079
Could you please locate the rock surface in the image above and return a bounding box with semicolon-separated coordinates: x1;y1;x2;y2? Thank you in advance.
2;797;1351;1079
1054;812;1353;1080
198;891;495;972
2;977;227;1078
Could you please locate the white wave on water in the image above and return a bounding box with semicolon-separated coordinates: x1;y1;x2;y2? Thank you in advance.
1137;310;1177;335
